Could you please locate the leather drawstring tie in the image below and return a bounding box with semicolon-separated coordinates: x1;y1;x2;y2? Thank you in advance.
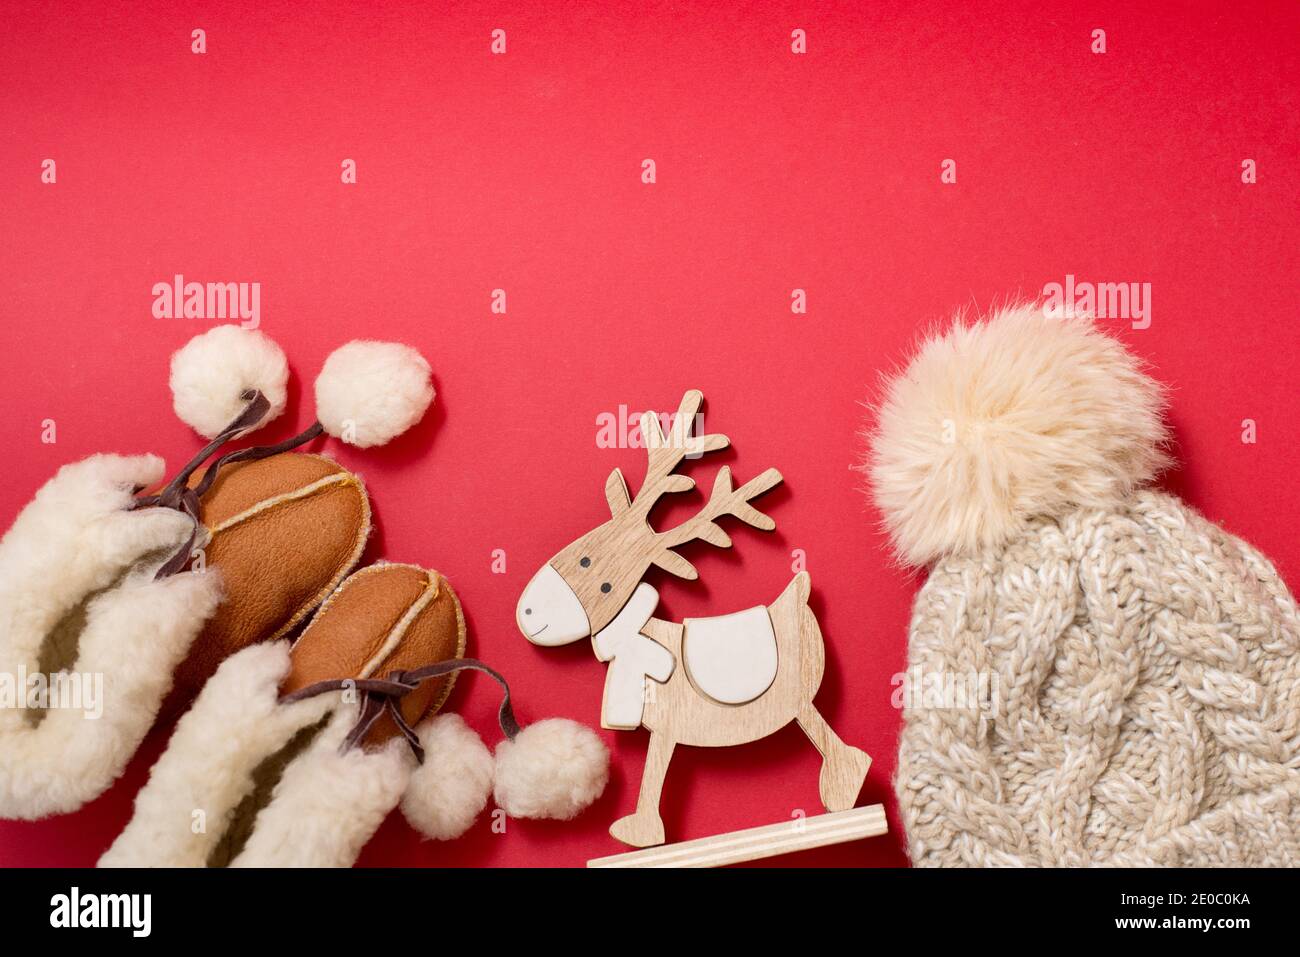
279;659;521;763
133;390;326;580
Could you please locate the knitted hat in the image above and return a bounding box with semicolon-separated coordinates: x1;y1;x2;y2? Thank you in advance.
868;304;1300;867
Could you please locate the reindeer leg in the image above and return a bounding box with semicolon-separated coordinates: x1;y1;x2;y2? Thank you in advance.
795;701;870;813
609;732;674;848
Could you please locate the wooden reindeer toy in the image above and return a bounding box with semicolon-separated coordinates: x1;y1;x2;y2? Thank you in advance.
517;391;886;866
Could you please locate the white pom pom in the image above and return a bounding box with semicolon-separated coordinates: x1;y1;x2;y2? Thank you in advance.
169;326;288;438
867;304;1168;566
493;718;608;821
400;714;494;841
314;341;433;448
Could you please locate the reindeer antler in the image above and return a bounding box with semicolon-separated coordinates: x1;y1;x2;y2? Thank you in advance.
606;390;783;581
651;465;783;579
606;390;729;519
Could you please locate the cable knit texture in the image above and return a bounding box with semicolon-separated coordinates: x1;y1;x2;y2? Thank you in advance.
873;305;1300;867
896;490;1300;867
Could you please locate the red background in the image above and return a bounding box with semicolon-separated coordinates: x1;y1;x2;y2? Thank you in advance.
1;1;1296;868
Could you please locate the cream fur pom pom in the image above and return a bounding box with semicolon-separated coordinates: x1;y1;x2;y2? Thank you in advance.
400;714;494;841
493;719;608;820
169;326;288;438
868;304;1168;566
314;341;434;448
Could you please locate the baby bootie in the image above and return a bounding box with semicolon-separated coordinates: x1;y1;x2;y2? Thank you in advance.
0;454;223;820
0;326;433;821
100;563;609;867
160;326;435;709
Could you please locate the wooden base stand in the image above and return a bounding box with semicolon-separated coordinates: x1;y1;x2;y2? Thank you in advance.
587;804;888;868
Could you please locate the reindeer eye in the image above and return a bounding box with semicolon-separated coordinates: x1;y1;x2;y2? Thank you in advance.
600;582;612;593
580;557;591;568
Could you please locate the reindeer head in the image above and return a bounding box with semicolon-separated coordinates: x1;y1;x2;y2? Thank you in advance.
517;390;782;647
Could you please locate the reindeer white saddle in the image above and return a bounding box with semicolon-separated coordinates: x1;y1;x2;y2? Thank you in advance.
592;581;781;727
516;390;884;862
681;605;779;706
